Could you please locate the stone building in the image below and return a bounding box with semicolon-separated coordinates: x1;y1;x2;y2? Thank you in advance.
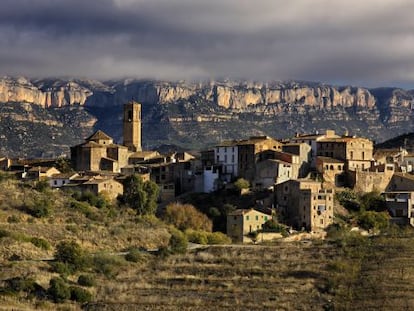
316;156;346;187
26;166;61;181
383;191;414;226
237;136;283;181
214;140;239;181
49;172;79;188
79;176;124;201
317;136;373;171
287;130;339;168
70;130;129;172
123;101;142;152
349;163;395;193
386;172;414;191
227;208;272;243
275;179;334;232
253;159;293;190
282;142;312;178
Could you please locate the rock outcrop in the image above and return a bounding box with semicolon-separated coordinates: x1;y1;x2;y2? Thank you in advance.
0;76;413;157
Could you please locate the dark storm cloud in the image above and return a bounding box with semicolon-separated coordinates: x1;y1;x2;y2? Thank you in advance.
1;0;414;86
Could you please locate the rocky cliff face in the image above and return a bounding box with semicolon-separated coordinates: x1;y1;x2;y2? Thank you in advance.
0;76;413;157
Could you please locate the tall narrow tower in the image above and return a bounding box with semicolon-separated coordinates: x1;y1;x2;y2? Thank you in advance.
123;101;142;152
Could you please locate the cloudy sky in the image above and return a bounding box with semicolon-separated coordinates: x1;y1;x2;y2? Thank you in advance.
1;0;414;87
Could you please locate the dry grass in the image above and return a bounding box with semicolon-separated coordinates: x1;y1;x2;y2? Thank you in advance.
4;176;414;310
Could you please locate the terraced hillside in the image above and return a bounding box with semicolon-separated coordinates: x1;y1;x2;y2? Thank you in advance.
86;243;333;311
85;232;414;311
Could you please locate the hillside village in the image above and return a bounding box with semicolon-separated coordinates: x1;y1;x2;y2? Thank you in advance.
1;100;414;243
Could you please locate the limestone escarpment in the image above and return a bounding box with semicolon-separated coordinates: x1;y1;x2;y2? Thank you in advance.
0;77;396;111
0;76;413;157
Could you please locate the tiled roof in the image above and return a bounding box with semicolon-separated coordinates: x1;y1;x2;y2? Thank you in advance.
50;172;79;179
228;208;271;216
317;156;345;164
28;166;59;173
393;172;414;181
318;136;372;143
86;130;112;141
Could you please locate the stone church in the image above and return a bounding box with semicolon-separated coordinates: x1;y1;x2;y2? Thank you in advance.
71;101;142;172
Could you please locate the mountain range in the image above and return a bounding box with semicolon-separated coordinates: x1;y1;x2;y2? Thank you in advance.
0;76;413;157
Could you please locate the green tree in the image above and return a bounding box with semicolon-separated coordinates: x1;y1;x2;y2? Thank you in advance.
54;241;87;271
55;157;73;173
335;189;360;211
357;211;389;231
234;178;250;191
122;175;159;215
360;192;387;212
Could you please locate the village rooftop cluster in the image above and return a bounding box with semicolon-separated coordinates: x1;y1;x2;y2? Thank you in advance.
1;101;413;243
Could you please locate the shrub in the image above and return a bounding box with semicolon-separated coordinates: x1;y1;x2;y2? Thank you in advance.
261;219;289;236
70;200;91;215
50;262;72;276
81;191;99;206
48;277;70;302
5;276;37;293
125;249;146;263
169;228;188;254
0;228;11;238
7;215;20;223
208;207;221;218
207;232;231;245
34;180;50;192
164;203;212;232
92;254;125;278
69;286;93;303
185;229;209;245
77;274;96;287
55;241;88;272
357;211;389;231
234;178;250;191
30;237;50;250
28;198;52;218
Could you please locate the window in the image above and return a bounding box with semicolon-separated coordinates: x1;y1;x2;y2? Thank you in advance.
320;219;324;225
264;216;268;221
246;215;249;220
255;215;259;220
233;216;237;220
54;180;57;185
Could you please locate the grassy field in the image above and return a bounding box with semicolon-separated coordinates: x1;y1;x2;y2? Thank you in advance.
2;173;414;310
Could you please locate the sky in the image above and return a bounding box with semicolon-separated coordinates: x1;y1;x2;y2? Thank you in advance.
1;0;414;88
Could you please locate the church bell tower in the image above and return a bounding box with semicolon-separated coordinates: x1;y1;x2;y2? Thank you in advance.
123;101;142;152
